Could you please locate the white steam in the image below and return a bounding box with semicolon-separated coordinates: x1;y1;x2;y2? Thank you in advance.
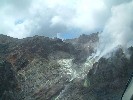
95;0;133;59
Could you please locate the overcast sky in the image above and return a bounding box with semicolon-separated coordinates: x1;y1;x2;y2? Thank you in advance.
0;0;132;39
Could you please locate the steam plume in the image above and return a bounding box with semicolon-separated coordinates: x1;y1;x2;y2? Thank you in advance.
95;0;133;59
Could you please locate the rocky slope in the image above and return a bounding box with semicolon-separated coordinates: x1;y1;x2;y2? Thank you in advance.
52;47;133;100
84;47;133;100
0;33;98;100
0;33;133;100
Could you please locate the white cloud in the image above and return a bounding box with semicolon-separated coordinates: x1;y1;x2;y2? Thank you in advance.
0;0;132;39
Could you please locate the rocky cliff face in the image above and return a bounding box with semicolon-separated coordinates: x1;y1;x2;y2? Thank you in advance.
0;33;132;100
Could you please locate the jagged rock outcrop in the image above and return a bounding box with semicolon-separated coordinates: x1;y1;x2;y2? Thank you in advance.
65;33;99;63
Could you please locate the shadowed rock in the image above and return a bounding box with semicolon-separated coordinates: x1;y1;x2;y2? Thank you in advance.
0;60;18;100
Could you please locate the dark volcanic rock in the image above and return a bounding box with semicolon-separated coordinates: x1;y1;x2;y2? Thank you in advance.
15;57;29;71
0;44;9;54
18;36;76;58
0;60;19;100
85;48;133;100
